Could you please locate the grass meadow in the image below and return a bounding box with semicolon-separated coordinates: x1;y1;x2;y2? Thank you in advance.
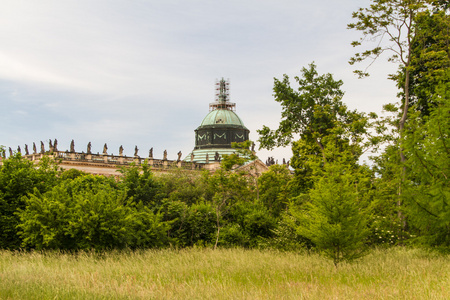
0;247;448;299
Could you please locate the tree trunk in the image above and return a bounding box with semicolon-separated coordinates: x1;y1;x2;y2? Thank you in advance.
315;138;326;164
397;11;413;231
214;218;220;250
214;203;222;250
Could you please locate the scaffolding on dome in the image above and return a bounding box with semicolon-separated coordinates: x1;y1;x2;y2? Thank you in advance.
209;78;236;111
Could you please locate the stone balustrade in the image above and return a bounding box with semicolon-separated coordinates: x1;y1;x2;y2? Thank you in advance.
17;151;205;173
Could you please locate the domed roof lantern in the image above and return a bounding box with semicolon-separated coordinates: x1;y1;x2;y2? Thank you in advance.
209;78;236;111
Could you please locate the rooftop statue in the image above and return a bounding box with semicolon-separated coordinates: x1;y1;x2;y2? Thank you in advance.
49;139;54;152
266;156;275;166
103;143;108;155
40;141;45;154
9;147;13;157
54;139;58;151
149;147;153;158
24;144;29;155
163;150;167;160
134;146;139;157
119;145;124;156
87;142;92;154
177;151;182;161
17;146;21;154
33;142;37;154
70;140;75;152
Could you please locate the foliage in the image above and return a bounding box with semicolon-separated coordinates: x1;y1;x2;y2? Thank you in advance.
348;0;436;171
258;63;369;192
186;202;217;246
348;0;429;78
203;168;255;249
158;169;208;206
0;154;60;249
266;211;312;251
258;164;292;217
221;201;277;248
293;148;372;266
118;161;161;207
160;199;216;247
406;9;450;116
369;140;416;244
17;174;170;250
368;215;404;246
59;168;86;181
217;223;249;247
403;74;450;250
221;140;257;171
259;63;349;150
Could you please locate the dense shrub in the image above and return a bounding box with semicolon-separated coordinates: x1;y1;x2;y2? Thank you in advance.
17;175;170;250
0;154;60;249
118;163;161;207
160;199;216;247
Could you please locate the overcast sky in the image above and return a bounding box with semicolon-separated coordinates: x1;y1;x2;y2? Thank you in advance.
1;0;399;163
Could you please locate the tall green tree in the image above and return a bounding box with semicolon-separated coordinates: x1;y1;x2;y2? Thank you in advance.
348;0;439;232
204;168;254;249
348;0;435;163
406;9;450;116
292;146;372;266
258;63;368;192
350;1;449;236
403;72;450;250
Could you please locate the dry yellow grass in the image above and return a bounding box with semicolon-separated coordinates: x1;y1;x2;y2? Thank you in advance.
0;247;449;299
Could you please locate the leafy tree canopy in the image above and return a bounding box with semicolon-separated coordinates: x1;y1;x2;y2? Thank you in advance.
221;140;257;171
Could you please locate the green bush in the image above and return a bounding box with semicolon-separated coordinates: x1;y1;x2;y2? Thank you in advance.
297;169;371;266
219;202;277;248
160;199;216;247
17;175;170;250
118;162;162;207
0;154;60;249
218;224;249;247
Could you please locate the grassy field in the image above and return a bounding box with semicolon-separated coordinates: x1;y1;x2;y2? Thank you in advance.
0;247;448;299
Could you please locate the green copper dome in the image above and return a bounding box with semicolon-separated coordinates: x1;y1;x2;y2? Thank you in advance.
200;109;247;127
185;78;250;163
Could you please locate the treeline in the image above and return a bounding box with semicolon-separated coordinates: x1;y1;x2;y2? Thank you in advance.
0;155;289;251
1;0;449;266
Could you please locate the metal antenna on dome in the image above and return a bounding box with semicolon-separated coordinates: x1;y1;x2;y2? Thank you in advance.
209;78;235;111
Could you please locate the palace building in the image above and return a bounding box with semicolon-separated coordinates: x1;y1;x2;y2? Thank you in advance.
1;78;269;176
